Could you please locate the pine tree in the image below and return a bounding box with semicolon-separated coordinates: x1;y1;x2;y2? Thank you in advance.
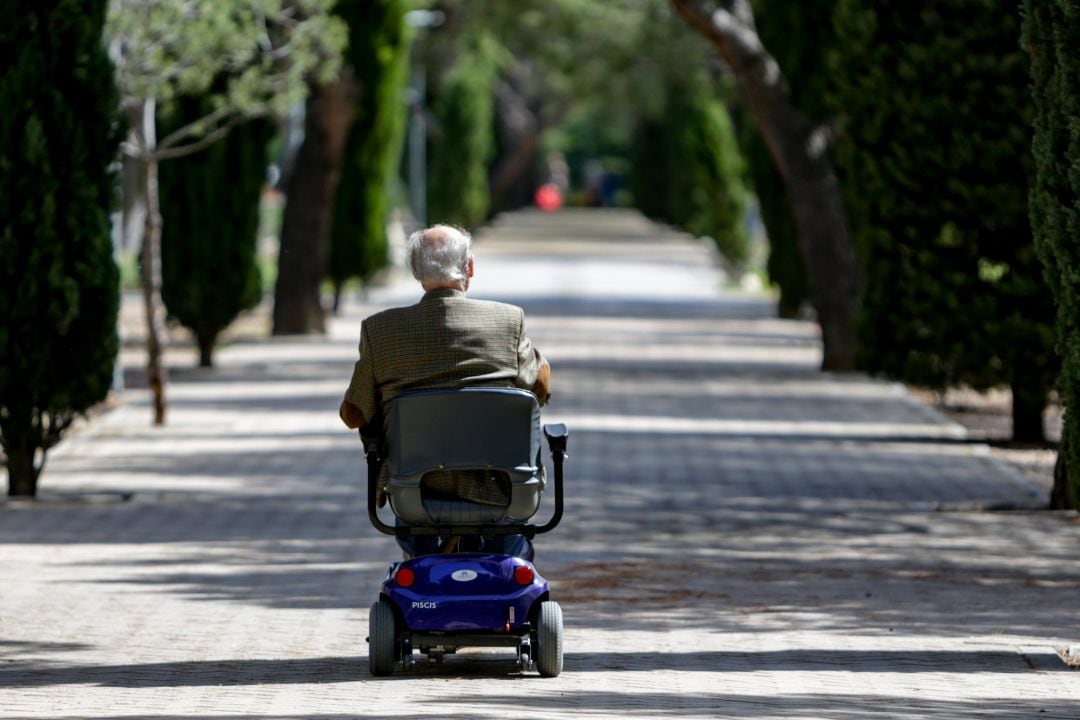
107;0;346;422
159;96;272;367
831;0;1057;442
0;0;123;496
327;0;411;301
1024;0;1080;507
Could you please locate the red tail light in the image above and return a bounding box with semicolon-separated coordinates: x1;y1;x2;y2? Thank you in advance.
513;565;534;586
395;567;415;588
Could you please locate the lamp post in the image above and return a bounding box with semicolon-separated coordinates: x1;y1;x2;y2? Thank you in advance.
404;9;444;230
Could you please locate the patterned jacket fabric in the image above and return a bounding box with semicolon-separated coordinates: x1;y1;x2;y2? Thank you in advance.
345;288;546;505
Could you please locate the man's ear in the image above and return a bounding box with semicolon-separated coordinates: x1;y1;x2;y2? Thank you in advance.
467;256;475;277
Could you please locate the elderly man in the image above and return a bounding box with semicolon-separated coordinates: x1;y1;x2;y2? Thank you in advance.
340;224;551;560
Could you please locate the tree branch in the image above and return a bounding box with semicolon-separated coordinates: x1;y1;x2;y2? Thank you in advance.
156;103;236;151
670;0;780;90
152;113;251;161
670;0;766;75
729;0;756;30
120;139;143;158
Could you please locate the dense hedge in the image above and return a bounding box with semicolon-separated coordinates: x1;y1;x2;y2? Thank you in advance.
328;0;411;290
0;0;123;496
831;0;1057;441
159;98;272;367
1024;0;1080;506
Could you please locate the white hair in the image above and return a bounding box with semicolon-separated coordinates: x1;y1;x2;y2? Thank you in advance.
406;225;473;286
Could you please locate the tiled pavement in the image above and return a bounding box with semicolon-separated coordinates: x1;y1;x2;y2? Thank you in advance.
1;209;1077;719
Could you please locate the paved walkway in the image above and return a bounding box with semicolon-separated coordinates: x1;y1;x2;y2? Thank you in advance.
1;209;1077;719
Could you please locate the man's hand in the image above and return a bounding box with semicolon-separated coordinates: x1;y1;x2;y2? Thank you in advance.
531;362;552;405
339;399;367;429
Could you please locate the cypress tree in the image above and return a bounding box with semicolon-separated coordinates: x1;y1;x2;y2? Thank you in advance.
752;142;807;317
427;34;500;229
831;0;1057;442
630;74;749;266
327;0;411;301
158;97;272;367
1024;0;1080;507
0;0;123;496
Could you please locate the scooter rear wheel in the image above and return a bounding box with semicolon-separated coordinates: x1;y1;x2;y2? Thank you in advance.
369;599;398;676
535;600;563;677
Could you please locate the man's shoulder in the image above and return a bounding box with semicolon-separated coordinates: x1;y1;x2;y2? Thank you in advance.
456;297;524;316
451;297;526;327
362;296;524;334
362;305;418;334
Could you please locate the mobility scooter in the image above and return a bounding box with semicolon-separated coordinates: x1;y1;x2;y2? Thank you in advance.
362;387;567;676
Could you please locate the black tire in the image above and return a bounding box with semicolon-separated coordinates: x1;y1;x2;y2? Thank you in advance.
369;599;398;676
535;600;563;677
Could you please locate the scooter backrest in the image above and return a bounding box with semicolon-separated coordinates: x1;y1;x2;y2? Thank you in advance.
387;387;541;480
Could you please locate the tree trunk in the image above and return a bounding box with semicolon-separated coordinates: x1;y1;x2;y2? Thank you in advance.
1049;421;1077;510
6;448;38;498
331;282;343;315
490;79;540;211
1049;423;1075;511
197;332;214;368
670;0;860;371
783;136;860;371
273;80;352;335
1050;449;1069;509
134;99;168;425
1010;357;1047;443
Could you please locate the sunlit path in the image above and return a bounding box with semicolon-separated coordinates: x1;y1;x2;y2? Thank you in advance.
1;210;1076;719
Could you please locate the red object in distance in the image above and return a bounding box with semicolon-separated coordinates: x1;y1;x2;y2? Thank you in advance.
535;183;562;212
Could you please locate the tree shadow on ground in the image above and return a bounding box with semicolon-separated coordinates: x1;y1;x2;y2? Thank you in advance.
0;648;1051;690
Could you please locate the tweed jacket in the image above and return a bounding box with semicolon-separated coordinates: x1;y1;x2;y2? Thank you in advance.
345;288;546;505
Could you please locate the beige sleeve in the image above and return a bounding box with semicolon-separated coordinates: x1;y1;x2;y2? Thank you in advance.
343;322;379;422
516;308;547;389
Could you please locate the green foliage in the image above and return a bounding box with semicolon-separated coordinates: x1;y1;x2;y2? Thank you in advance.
421;0;678;219
328;0;411;286
630;74;749;265
107;0;345;110
1024;0;1080;504
830;1;1057;430
107;0;346;156
0;0;123;494
427;33;501;228
430;0;644;121
158;96;273;366
743;0;839;315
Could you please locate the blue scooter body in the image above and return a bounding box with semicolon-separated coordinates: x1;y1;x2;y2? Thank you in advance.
382;553;548;632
